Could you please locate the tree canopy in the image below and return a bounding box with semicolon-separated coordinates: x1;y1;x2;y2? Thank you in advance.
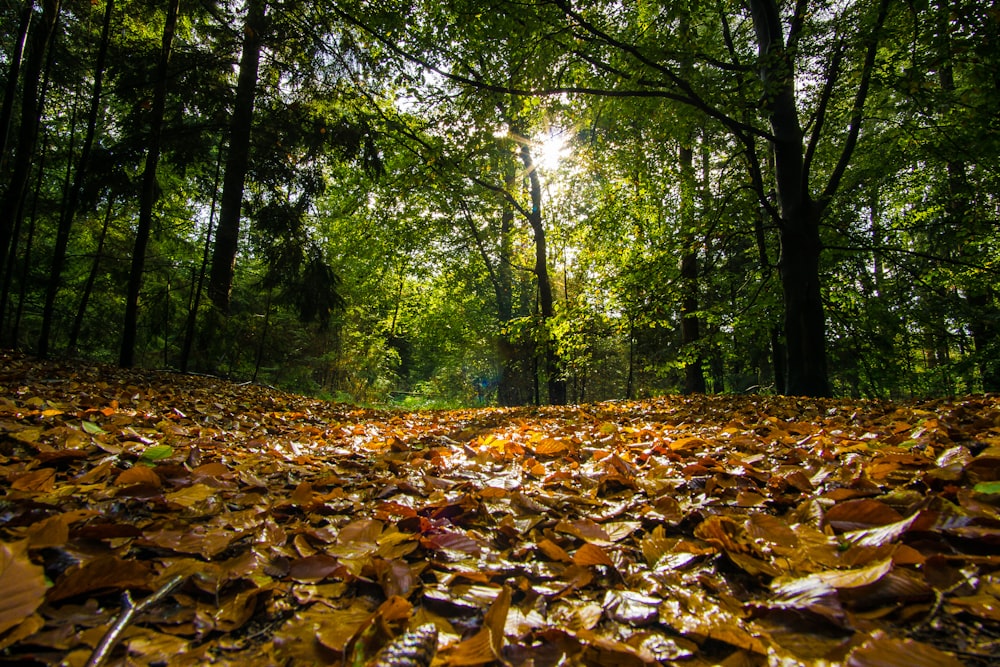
1;0;998;403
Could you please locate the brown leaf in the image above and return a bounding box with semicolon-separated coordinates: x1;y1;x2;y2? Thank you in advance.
370;623;438;667
573;542;616;568
25;514;70;549
846;630;964;667
825;499;904;530
114;464;162;488
139;524;238;558
440;586;510;666
288;554;341;582
46;555;151;602
0;541;48;634
537;538;572;563
10;468;56;492
337;518;384;545
772;558;894;600
602;590;660;625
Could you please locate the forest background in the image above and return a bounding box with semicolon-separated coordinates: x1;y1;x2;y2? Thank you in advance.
0;0;998;407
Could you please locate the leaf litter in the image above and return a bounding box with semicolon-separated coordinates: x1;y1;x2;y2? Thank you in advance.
1;351;999;665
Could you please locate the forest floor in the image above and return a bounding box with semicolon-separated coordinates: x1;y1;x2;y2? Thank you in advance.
1;351;999;666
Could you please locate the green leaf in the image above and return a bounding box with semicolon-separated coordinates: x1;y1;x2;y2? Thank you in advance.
973;481;1000;495
139;445;174;464
81;420;106;435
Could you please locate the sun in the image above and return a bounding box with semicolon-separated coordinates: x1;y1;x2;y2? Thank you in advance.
535;130;571;172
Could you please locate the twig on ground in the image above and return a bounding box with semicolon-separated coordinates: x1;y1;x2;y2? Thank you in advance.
85;575;185;667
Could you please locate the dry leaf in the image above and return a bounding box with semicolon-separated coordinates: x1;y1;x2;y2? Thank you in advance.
0;541;48;634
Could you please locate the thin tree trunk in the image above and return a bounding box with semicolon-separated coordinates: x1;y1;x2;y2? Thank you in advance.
0;0;34;168
68;194;114;353
496;165;524;406
626;314;635;399
38;0;114;357
119;0;179;368
519;140;566;405
180;140;223;372
678;142;705;394
252;288;272;382
4;125;52;346
0;0;60;286
208;0;266;312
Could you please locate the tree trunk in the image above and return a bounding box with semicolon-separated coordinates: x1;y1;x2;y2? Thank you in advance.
519;141;566;405
778;220;828;395
496;166;526;406
2;132;47;347
38;0;114;357
180;140;223;372
67;194;114;353
0;0;33;168
678;143;705;394
208;0;266;312
0;0;60;284
748;0;829;396
119;0;179;367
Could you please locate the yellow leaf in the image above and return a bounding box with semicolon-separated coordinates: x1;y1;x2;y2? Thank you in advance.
165;483;216;508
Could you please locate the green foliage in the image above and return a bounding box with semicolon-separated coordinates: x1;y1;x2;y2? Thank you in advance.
2;0;998;403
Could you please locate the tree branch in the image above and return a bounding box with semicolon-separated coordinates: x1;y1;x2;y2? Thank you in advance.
819;0;891;210
803;35;846;178
550;0;771;140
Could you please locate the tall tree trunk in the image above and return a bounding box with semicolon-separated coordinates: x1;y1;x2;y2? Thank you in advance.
0;0;60;286
119;0;179;367
38;0;114;357
678;142;705;394
748;0;829;396
207;0;266;312
2;128;50;346
67;194;114;353
496;165;525;405
519;141;566;405
180;140;223;372
0;0;34;168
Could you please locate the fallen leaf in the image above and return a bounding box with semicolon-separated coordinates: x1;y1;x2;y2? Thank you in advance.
0;541;48;634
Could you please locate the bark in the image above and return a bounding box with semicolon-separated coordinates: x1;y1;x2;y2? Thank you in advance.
207;0;266;312
748;0;829;396
38;0;114;357
119;0;179;367
0;0;60;284
519;141;566;405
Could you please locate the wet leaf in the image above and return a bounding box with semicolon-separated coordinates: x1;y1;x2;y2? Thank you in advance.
2;352;998;666
846;630;964;666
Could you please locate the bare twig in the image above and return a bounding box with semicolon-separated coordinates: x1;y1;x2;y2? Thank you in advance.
85;575;185;667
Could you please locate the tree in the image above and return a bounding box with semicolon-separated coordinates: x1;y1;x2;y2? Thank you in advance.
356;0;899;396
119;0;179;367
38;0;115;357
207;0;266;312
0;0;61;320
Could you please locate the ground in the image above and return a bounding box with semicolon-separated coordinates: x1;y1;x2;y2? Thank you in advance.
1;351;999;666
